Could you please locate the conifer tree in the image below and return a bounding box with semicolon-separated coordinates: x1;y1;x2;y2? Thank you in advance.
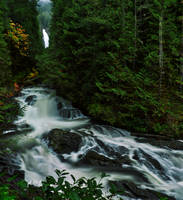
0;0;12;87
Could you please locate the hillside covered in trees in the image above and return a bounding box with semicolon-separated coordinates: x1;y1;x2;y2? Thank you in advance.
39;0;183;137
0;0;42;129
0;0;183;136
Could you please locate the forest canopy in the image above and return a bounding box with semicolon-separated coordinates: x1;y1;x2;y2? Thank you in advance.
38;0;183;136
0;0;183;136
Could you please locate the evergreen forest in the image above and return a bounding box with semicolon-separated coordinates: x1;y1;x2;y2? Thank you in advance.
39;0;183;136
0;0;182;136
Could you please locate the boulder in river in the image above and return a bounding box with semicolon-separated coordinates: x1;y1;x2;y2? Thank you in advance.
44;129;133;171
25;95;37;105
79;150;132;169
43;129;82;154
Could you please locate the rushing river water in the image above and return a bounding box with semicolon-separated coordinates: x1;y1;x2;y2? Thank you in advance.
2;87;183;199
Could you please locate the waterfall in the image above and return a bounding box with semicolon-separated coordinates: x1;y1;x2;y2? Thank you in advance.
42;29;49;48
38;0;51;48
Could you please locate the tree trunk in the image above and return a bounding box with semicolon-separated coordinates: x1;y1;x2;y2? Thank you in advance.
181;1;183;89
159;8;163;98
133;0;137;68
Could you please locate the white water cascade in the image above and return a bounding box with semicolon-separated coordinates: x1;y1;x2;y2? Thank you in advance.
2;87;183;199
42;29;49;48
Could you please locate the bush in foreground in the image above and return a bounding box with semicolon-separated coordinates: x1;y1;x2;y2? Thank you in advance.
0;170;124;200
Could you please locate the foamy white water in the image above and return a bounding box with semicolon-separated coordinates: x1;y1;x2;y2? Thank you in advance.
42;29;49;48
3;87;183;199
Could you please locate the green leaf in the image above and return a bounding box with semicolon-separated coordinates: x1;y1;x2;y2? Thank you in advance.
109;183;117;195
7;175;17;182
71;174;76;183
69;191;80;200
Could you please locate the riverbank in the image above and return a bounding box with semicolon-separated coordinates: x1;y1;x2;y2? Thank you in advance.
51;84;182;140
0;88;20;135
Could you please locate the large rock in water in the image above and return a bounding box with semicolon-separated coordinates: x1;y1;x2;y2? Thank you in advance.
44;129;176;199
44;129;82;154
25;95;37;105
0;147;25;191
44;129;133;170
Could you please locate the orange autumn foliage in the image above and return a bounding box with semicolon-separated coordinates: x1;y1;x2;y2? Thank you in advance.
14;82;20;92
6;20;29;56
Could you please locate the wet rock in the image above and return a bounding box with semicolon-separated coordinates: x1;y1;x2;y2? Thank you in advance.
0;124;33;138
0;149;24;189
95;138;129;158
17;123;34;133
25;95;37;105
109;181;176;200
80;150;121;167
45;129;132;170
57;102;63;110
59;108;84;119
44;129;82;154
80;150;132;170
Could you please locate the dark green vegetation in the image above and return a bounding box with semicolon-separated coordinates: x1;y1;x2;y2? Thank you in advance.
0;0;182;137
0;170;124;200
39;0;183;137
0;0;42;128
0;0;12;86
0;0;42;88
6;0;43;62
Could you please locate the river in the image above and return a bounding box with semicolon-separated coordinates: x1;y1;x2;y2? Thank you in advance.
1;87;183;200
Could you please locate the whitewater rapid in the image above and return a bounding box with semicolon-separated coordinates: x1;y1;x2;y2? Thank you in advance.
3;87;183;199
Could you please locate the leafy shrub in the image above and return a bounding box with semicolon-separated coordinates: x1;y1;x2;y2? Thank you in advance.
1;170;124;200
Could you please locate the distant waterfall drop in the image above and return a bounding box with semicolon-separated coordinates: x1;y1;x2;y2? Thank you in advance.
42;29;49;48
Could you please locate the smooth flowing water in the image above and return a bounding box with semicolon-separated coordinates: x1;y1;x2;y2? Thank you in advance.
3;87;183;199
42;29;49;48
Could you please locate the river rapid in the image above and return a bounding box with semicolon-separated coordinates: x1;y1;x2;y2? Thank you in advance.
1;87;183;200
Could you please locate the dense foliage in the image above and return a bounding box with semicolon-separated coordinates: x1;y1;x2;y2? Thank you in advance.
0;0;12;87
0;170;124;200
6;0;43;59
39;0;183;136
0;0;42;129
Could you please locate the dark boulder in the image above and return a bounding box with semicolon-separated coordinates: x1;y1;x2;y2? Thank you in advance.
44;129;82;154
25;95;37;105
17;123;34;134
80;150;122;168
80;150;132;168
44;129;132;171
57;102;63;110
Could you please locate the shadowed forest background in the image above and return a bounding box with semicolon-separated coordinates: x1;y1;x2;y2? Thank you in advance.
0;0;183;137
